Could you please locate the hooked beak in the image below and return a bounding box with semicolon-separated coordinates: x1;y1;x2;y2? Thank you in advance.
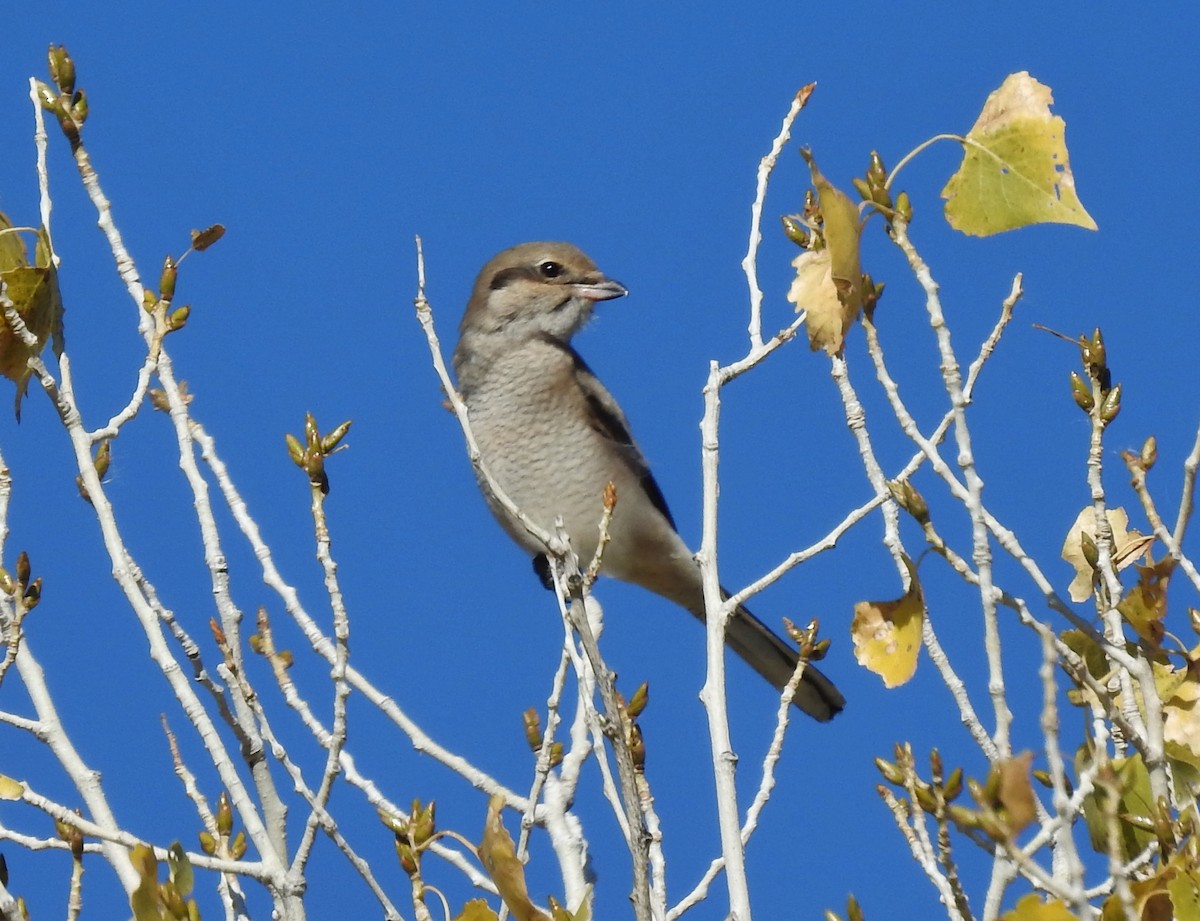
572;278;628;302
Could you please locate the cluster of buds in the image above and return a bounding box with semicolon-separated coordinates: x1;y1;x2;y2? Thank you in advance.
130;842;200;921
140;227;224;339
0;550;42;613
1069;327;1121;426
37;45;87;150
876;745;976;829
76;440;111;505
850;150;913;226
285;413;352;495
887;479;930;527
198;791;247;861
784;617;832;666
380;798;436;877
619;681;650;772
54;809;85;862
522;708;564;768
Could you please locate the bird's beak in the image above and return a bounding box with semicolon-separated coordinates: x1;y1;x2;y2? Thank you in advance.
573;279;628;302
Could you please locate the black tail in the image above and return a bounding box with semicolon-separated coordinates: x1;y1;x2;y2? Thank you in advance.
723;603;844;722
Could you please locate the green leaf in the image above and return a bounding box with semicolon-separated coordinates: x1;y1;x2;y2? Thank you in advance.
0;211;29;271
167;841;194;898
0;219;64;418
942;72;1097;237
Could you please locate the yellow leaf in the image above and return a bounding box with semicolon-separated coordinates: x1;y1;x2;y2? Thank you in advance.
942;72;1097;237
1164;670;1200;766
1000;893;1080;921
787;250;847;355
455;900;501;921
129;843;164;921
478;795;549;921
0;774;25;800
1165;864;1200;921
791;149;864;355
1060;507;1152;603
1101;872;1174;921
851;557;924;687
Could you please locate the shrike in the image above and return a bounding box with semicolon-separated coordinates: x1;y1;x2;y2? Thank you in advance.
453;242;843;721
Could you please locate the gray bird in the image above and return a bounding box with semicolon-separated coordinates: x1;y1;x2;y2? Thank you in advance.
453;242;844;721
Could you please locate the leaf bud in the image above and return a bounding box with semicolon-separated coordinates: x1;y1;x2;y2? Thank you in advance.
159;257;177;301
35;80;61;114
629;723;645;772
895;190;913;222
411;799;436;845
966;776;986;803
977;811;1008;841
875;757;905;785
1140;435;1158;470
395;839;417;875
198;831;216;856
1086;328;1107;371
888;479;929;523
803;188;819;221
914;783;938;813
229;830;247;860
929;748;943;777
1069;371;1093;412
320;420;352;454
947;804;982;829
93;440;111;479
69;90;89;125
523;708;543;751
16;551;30;588
1099;383;1122;425
285;433;305;466
943;767;964;801
867;150;888;186
216;791;233;836
626;681;649;719
23;578;41;610
1079;531;1099;569
47;45;76;95
851;176;872;202
780;214;809;248
168;305;190;331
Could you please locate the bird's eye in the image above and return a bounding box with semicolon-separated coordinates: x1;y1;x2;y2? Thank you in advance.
538;260;564;279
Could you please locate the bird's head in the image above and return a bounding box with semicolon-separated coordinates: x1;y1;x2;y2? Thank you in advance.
459;242;627;345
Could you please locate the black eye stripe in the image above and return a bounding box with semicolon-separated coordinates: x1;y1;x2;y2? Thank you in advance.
489;265;533;290
489;261;574;290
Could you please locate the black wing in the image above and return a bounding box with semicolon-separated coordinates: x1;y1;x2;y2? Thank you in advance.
560;341;678;532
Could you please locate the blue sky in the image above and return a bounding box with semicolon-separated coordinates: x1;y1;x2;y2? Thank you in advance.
2;4;1198;920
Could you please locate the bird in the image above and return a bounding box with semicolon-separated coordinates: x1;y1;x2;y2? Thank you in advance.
452;242;844;722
